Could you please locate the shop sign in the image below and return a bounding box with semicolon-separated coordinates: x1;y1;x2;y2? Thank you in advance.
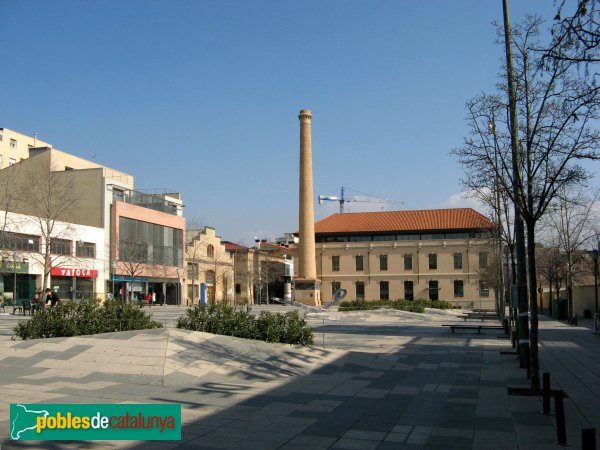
0;261;29;273
113;276;148;283
51;268;98;278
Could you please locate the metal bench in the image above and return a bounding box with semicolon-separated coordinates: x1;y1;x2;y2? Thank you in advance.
442;324;504;334
22;300;32;315
460;315;500;322
4;299;24;314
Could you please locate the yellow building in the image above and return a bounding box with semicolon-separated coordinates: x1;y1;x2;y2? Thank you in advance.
0;128;52;169
185;227;233;305
223;241;288;305
307;208;496;309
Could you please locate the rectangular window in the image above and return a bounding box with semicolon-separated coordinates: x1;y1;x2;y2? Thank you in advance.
428;253;437;270
480;280;490;297
348;236;371;242
355;281;365;300
421;233;445;240
0;232;39;252
235;283;241;294
76;242;95;258
10;139;16;149
332;255;340;272
113;188;125;202
429;280;439;301
397;234;419;241
379;254;388;271
9;158;16;166
379;281;389;300
454;280;464;297
479;252;488;269
445;233;469;240
454;253;463;269
50;238;72;255
355;255;364;271
331;281;341;297
372;235;395;241
404;254;413;270
404;281;414;301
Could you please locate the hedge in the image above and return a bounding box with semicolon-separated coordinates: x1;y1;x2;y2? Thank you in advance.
176;303;314;346
13;299;162;340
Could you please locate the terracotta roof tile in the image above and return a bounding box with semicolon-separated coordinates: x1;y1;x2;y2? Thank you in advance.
223;241;248;251
314;208;493;234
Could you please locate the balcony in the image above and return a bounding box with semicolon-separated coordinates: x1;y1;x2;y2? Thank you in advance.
112;188;181;216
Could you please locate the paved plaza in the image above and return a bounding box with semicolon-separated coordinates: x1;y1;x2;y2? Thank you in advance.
0;306;598;449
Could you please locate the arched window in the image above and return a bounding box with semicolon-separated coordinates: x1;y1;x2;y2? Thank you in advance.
207;244;214;258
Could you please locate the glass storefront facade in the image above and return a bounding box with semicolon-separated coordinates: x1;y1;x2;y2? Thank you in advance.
50;276;94;301
0;273;36;300
118;217;183;267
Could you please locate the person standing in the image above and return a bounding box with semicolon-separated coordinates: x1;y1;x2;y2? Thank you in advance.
45;288;59;307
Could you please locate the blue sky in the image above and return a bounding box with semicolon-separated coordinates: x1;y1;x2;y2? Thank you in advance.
0;1;566;244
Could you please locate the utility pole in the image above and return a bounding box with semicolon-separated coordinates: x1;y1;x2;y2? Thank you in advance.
502;0;530;371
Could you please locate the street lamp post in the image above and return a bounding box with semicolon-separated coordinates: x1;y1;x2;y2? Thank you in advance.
111;261;116;299
590;245;599;333
176;267;182;307
13;256;17;302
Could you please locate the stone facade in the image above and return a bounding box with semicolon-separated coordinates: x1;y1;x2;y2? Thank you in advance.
300;208;497;309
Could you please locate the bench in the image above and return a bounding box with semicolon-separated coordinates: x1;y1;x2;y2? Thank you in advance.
21;300;33;315
460;315;500;322
3;299;24;314
442;324;505;334
139;299;152;307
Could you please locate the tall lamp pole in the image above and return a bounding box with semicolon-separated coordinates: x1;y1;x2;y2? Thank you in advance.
591;244;599;333
111;261;116;299
176;267;182;307
13;255;17;301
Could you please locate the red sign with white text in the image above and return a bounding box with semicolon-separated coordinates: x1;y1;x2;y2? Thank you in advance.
51;268;98;278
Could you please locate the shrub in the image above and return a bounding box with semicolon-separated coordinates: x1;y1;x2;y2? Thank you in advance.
13;299;162;340
176;302;256;339
338;299;381;311
339;298;428;313
255;310;314;346
177;303;314;346
429;300;451;310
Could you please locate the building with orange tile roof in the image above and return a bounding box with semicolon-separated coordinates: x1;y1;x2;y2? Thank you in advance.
304;208;496;308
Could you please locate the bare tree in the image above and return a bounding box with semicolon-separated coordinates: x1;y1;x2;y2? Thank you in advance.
545;187;600;318
546;0;600;64
204;245;232;303
454;16;600;391
116;236;148;304
0;171;24;260
19;162;81;291
537;241;567;316
186;228;233;304
258;257;284;304
185;218;205;305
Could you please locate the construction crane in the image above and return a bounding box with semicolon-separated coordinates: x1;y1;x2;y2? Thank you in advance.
318;186;404;213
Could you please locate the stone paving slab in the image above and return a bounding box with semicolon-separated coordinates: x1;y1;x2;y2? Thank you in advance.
0;309;598;449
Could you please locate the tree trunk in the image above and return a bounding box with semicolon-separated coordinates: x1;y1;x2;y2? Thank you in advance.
526;222;541;392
